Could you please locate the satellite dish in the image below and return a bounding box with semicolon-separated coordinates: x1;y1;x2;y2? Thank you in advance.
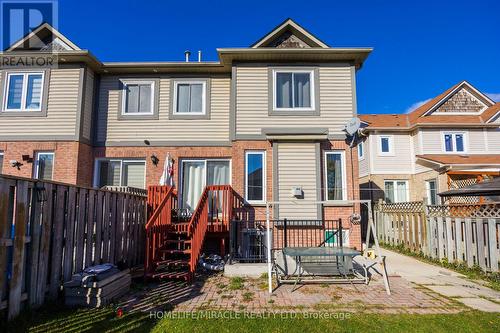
344;117;361;136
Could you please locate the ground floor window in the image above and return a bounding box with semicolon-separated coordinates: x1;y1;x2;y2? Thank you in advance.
94;159;146;189
426;179;438;205
0;151;3;174
324;151;346;200
384;180;409;203
245;151;266;203
34;152;54;180
180;159;231;211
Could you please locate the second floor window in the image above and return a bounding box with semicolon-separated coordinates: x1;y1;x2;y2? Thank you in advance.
358;142;364;160
122;81;154;115
443;132;465;152
4;72;44;111
174;81;206;114
273;70;314;110
379;136;393;155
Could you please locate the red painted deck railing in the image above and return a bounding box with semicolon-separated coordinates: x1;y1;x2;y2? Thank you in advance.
145;186;177;275
187;185;236;277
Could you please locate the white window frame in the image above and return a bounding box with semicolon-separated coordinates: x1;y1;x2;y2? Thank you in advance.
93;158;147;188
244;151;266;204
120;80;155;115
173;80;207;115
442;131;467;153
4;72;45;112
378;135;394;156
425;179;439;205
358;141;364;160
384;180;409;203
324;151;347;201
34;151;54;180
272;69;315;111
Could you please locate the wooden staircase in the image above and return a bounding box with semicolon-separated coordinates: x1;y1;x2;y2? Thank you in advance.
145;185;238;282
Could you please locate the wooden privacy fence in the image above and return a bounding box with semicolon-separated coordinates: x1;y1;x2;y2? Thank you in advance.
0;175;147;319
374;200;500;273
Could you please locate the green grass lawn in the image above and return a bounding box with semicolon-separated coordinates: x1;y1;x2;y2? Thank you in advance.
1;304;499;333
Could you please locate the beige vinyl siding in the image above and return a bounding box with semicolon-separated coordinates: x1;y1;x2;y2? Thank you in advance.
371;133;413;174
413;130;432;173
277;143;318;219
486;128;500;152
235;65;354;136
96;76;230;143
420;129;485;154
358;142;370;177
81;68;95;140
0;68;81;138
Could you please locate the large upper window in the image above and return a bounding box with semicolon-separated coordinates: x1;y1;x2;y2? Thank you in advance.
121;80;154;115
34;152;54;181
245;151;266;203
324;151;346;201
384;180;408;203
443;132;465;152
273;70;314;110
95;159;146;189
4;72;44;111
174;81;206;115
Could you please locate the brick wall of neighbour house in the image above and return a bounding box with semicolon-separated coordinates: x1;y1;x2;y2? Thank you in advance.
359;170;448;204
0;141;92;185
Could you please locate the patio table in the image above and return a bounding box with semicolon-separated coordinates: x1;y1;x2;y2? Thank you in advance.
276;246;368;290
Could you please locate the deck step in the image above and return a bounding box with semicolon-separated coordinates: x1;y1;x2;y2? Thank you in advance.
159;249;191;255
150;270;190;280
163;239;191;244
153;259;189;267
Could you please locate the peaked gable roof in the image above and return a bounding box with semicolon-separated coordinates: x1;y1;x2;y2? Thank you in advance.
250;18;329;48
360;81;500;129
6;22;80;51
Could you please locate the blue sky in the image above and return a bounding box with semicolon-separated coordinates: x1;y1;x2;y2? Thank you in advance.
57;0;499;114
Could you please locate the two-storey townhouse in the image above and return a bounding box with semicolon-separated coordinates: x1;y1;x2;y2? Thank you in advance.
0;19;371;251
358;81;500;205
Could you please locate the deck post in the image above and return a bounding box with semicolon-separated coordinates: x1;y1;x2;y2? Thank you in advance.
266;202;272;294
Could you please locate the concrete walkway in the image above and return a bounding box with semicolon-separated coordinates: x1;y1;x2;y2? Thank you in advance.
381;248;500;312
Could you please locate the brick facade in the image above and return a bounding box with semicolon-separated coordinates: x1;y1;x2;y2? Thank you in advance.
0;141;93;185
0;139;361;248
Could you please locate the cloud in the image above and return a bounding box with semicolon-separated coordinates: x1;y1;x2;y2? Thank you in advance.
405;98;431;114
486;93;500;102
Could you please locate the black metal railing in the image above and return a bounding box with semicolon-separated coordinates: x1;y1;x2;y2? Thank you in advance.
230;219;342;263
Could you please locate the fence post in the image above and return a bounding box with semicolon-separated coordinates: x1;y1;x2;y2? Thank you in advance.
476;219;486;270
464;218;474;267
445;217;454;263
455;218;463;263
488;218;498;272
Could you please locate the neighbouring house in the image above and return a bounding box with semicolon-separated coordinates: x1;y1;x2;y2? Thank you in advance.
0;18;370;270
358;81;500;205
